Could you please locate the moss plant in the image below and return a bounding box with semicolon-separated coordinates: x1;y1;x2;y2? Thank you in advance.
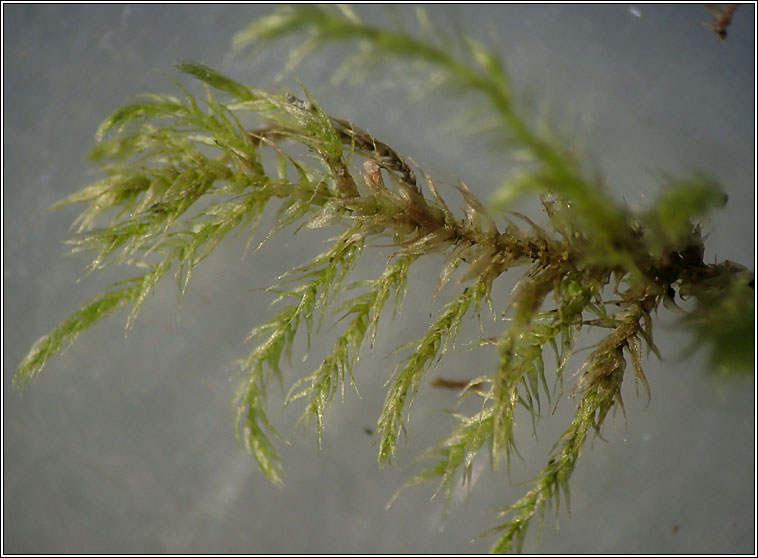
14;6;754;553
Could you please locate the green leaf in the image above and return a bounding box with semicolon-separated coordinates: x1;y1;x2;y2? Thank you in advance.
177;61;257;101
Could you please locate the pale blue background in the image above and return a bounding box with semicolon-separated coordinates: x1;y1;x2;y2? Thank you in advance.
3;4;755;553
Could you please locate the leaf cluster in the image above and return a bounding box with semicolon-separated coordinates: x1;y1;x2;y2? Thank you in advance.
15;6;753;553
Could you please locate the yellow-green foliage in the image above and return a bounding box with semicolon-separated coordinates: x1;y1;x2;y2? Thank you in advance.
15;6;753;553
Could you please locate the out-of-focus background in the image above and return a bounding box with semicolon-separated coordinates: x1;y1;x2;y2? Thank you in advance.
3;4;754;553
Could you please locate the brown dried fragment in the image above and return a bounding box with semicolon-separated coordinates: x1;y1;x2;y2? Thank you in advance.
363;159;385;191
431;376;485;391
705;4;739;40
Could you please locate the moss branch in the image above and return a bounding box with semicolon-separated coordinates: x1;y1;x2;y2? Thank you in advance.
14;6;753;554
